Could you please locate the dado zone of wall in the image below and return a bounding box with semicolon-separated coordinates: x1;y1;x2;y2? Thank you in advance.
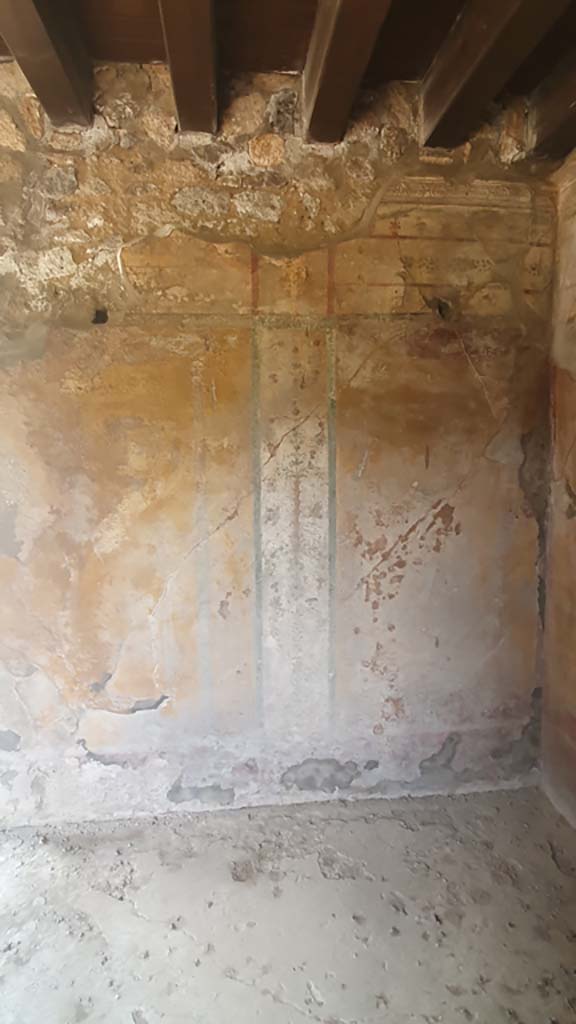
0;65;554;824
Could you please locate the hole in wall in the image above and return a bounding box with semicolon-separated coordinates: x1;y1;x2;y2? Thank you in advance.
92;307;109;324
434;297;452;320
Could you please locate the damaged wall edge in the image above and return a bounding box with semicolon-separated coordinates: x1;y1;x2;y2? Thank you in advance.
541;152;576;828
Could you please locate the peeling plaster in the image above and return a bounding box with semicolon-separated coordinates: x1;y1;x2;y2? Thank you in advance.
491;688;542;775
167;778;235;806
281;759;361;793
0;729;21;752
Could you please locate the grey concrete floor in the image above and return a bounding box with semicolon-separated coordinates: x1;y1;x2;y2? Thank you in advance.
0;789;575;1024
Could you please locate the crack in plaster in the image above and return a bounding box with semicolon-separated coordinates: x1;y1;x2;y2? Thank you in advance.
457;333;498;420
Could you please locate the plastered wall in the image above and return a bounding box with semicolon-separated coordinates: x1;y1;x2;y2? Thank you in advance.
544;159;576;826
0;65;555;824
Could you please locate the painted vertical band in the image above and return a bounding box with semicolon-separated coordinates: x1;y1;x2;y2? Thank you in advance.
327;323;337;715
195;387;214;728
327;246;336;316
251;321;264;723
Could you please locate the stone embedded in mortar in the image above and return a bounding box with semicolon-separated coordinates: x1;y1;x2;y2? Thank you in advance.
42;164;78;198
0;110;25;151
248;133;285;167
44;115;116;155
232;190;283;223
172;186;230;224
36;247;77;282
265;89;298;135
19;95;43;140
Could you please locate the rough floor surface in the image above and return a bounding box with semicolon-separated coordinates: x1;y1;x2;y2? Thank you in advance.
1;789;575;1024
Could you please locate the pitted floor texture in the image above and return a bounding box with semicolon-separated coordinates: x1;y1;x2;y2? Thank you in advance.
1;789;575;1023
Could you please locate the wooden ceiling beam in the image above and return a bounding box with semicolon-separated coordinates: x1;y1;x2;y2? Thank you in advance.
526;55;576;159
0;0;92;126
158;0;218;134
421;0;572;149
303;0;393;143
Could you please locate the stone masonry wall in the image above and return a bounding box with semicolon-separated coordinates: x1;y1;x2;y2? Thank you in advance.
0;64;554;824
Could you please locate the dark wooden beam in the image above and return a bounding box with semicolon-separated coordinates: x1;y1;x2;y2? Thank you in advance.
158;0;217;134
421;0;572;149
526;54;576;159
0;0;92;126
303;0;393;143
